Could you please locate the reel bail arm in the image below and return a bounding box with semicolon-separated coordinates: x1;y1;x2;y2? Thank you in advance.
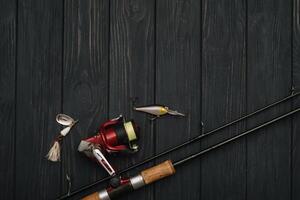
78;115;140;176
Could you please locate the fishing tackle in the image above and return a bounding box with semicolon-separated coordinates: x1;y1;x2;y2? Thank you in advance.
57;114;77;126
57;91;300;199
82;107;300;200
78;116;139;177
46;114;78;162
66;174;71;196
134;105;185;120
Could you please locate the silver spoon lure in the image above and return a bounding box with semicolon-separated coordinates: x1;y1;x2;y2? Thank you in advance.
56;114;78;136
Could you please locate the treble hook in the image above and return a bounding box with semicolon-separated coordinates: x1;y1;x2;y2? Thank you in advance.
201;121;205;135
148;116;159;121
66;174;71;196
291;85;296;95
130;97;139;109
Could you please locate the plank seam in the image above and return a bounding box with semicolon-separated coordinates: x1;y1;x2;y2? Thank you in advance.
107;0;111;119
290;0;294;199
14;0;18;199
153;0;157;199
245;0;248;199
200;0;203;198
60;0;65;197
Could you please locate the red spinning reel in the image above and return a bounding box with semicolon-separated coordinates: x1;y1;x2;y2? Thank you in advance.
78;115;139;176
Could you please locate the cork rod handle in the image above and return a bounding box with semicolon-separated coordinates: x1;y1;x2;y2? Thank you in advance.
82;192;101;200
141;160;176;184
82;160;176;200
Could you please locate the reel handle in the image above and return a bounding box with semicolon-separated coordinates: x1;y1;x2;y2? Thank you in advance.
82;160;175;200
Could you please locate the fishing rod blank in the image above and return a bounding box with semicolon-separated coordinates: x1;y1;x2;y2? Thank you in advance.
82;107;300;200
173;107;300;166
58;91;300;200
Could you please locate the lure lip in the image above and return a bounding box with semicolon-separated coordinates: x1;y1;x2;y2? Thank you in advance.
167;109;185;116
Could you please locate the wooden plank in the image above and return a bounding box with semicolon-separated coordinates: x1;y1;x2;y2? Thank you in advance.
155;0;201;199
109;0;155;199
293;0;300;199
61;0;109;198
0;0;16;199
247;0;292;199
201;0;246;199
16;0;63;199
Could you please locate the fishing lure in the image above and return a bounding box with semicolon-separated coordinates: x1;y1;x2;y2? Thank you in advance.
133;105;185;120
46;114;78;162
57;91;300;199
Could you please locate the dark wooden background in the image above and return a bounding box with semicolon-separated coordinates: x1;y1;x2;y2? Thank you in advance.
1;0;300;199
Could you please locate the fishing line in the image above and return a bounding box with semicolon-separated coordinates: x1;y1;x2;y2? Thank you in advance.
81;107;300;200
58;91;300;199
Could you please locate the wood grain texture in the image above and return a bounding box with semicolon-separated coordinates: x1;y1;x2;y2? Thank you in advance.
155;0;201;199
2;1;300;199
293;0;300;199
247;0;292;199
16;0;63;199
201;0;246;199
109;0;155;199
0;0;16;199
62;0;109;198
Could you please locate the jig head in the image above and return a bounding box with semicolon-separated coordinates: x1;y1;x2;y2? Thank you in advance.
133;105;185;120
78;115;140;175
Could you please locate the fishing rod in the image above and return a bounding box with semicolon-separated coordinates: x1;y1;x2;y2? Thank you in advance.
58;91;300;199
82;107;300;200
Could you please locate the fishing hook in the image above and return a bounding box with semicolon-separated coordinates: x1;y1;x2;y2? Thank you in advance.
66;174;71;196
81;107;300;200
56;91;300;200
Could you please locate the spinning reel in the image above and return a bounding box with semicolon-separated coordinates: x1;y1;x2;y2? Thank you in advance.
78;115;139;179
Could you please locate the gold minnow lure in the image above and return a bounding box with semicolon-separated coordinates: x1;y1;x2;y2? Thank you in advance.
133;105;185;120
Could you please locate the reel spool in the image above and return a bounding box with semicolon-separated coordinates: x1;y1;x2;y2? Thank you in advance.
96;115;139;153
78;115;140;176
